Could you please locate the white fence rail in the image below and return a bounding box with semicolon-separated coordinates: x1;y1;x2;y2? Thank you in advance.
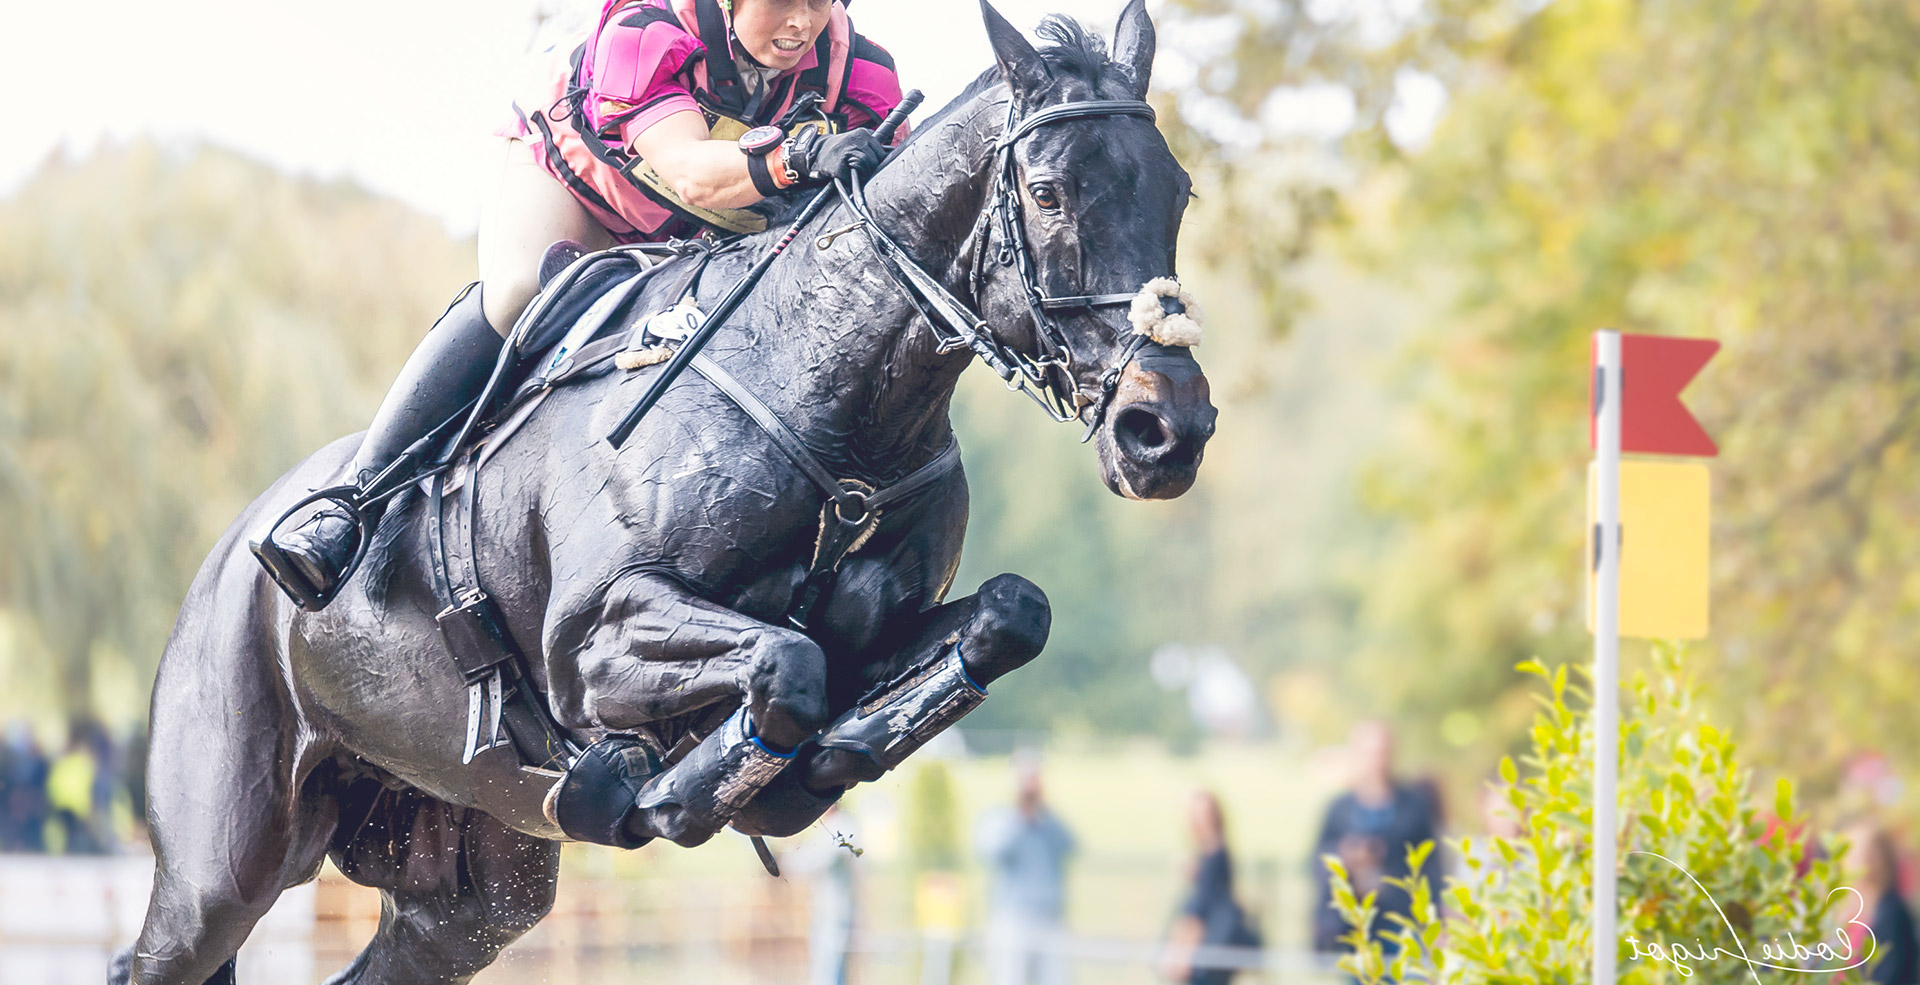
0;853;315;985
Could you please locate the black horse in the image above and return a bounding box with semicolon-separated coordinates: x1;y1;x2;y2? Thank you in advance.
120;2;1214;982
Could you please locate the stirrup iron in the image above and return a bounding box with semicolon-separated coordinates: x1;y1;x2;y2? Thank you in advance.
249;483;375;611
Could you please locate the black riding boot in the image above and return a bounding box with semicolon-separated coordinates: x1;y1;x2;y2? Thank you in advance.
259;283;503;605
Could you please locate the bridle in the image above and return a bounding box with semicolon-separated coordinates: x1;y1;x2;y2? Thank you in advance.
834;95;1176;441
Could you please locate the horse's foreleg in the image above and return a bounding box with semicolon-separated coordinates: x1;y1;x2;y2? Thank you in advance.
545;573;832;848
733;573;1050;837
325;782;559;985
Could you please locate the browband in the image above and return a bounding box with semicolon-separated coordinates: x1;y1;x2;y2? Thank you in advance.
995;100;1156;149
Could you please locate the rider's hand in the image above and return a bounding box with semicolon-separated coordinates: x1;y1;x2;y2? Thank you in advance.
789;129;886;186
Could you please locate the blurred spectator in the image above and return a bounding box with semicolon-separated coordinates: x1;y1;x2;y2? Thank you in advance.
974;758;1075;985
1160;790;1260;985
0;722;51;852
1843;822;1918;984
0;718;146;854
1309;720;1444;957
47;717;115;855
783;802;861;985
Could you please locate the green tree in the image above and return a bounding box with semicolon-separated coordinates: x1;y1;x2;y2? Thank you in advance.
0;141;472;724
1344;0;1920;791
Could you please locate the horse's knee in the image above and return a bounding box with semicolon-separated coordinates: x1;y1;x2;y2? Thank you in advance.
960;573;1051;684
742;629;829;748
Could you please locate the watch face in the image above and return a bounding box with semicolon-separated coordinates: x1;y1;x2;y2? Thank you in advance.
739;126;785;156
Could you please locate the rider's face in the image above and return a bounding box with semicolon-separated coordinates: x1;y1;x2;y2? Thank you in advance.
730;0;831;72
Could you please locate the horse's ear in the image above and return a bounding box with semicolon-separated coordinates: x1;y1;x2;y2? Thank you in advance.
1112;0;1155;98
980;0;1048;103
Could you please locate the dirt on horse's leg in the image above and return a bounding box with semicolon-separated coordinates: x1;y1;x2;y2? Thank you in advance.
325;783;559;985
125;569;340;985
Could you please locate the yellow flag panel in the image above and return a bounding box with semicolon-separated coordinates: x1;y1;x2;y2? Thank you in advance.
1586;460;1710;639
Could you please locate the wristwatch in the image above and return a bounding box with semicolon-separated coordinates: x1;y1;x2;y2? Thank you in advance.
781;129;820;186
737;125;785;157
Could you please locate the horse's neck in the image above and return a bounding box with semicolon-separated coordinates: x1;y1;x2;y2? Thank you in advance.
756;93;1006;478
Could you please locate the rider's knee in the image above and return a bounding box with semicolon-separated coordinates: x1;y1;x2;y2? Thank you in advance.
477;265;536;334
741;630;829;748
961;573;1051;685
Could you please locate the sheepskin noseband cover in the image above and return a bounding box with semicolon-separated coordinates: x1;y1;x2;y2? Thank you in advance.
1127;277;1205;347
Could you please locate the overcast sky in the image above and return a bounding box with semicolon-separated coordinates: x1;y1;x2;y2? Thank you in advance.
0;0;1165;233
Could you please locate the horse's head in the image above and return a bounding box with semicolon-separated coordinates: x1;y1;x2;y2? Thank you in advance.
975;0;1217;500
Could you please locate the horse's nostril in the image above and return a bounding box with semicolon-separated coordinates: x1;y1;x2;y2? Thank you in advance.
1115;406;1172;455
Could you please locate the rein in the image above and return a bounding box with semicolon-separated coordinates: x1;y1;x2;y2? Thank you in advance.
837;96;1175;441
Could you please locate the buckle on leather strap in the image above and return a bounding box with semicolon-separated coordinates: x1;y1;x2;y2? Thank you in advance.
462;669;509;764
436;587;516;682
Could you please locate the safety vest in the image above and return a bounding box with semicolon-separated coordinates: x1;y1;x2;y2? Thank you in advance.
515;0;894;241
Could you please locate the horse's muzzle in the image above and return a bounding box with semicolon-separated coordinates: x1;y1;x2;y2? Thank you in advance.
1095;347;1216;500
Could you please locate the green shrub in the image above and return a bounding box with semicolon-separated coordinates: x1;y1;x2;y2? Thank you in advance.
1325;645;1856;983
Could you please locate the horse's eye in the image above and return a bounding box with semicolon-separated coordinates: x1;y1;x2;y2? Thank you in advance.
1029;184;1061;211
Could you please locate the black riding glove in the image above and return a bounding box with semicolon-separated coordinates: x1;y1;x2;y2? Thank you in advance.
786;129;886;186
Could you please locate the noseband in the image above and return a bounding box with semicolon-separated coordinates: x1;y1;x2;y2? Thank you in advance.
836;95;1184;441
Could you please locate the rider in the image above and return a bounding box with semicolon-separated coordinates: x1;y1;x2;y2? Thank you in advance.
257;0;907;604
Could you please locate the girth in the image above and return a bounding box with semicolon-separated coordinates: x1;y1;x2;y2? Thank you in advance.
426;453;580;769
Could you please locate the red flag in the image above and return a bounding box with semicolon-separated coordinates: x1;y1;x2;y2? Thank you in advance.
1590;334;1718;457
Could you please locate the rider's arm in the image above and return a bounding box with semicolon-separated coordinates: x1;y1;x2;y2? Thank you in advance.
630;110;776;210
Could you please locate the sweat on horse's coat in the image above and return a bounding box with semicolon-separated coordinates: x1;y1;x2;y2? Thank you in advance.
121;2;1217;982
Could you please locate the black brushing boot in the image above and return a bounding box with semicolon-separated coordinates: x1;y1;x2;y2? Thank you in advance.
549;706;796;849
544;734;666;849
253;283;503;606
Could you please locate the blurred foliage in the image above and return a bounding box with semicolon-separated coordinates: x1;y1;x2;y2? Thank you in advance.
1344;0;1920;797
0;142;473;726
1149;0;1530;333
1329;647;1849;983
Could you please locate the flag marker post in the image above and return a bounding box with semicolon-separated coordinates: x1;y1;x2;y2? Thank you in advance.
1591;329;1622;985
1586;329;1718;983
